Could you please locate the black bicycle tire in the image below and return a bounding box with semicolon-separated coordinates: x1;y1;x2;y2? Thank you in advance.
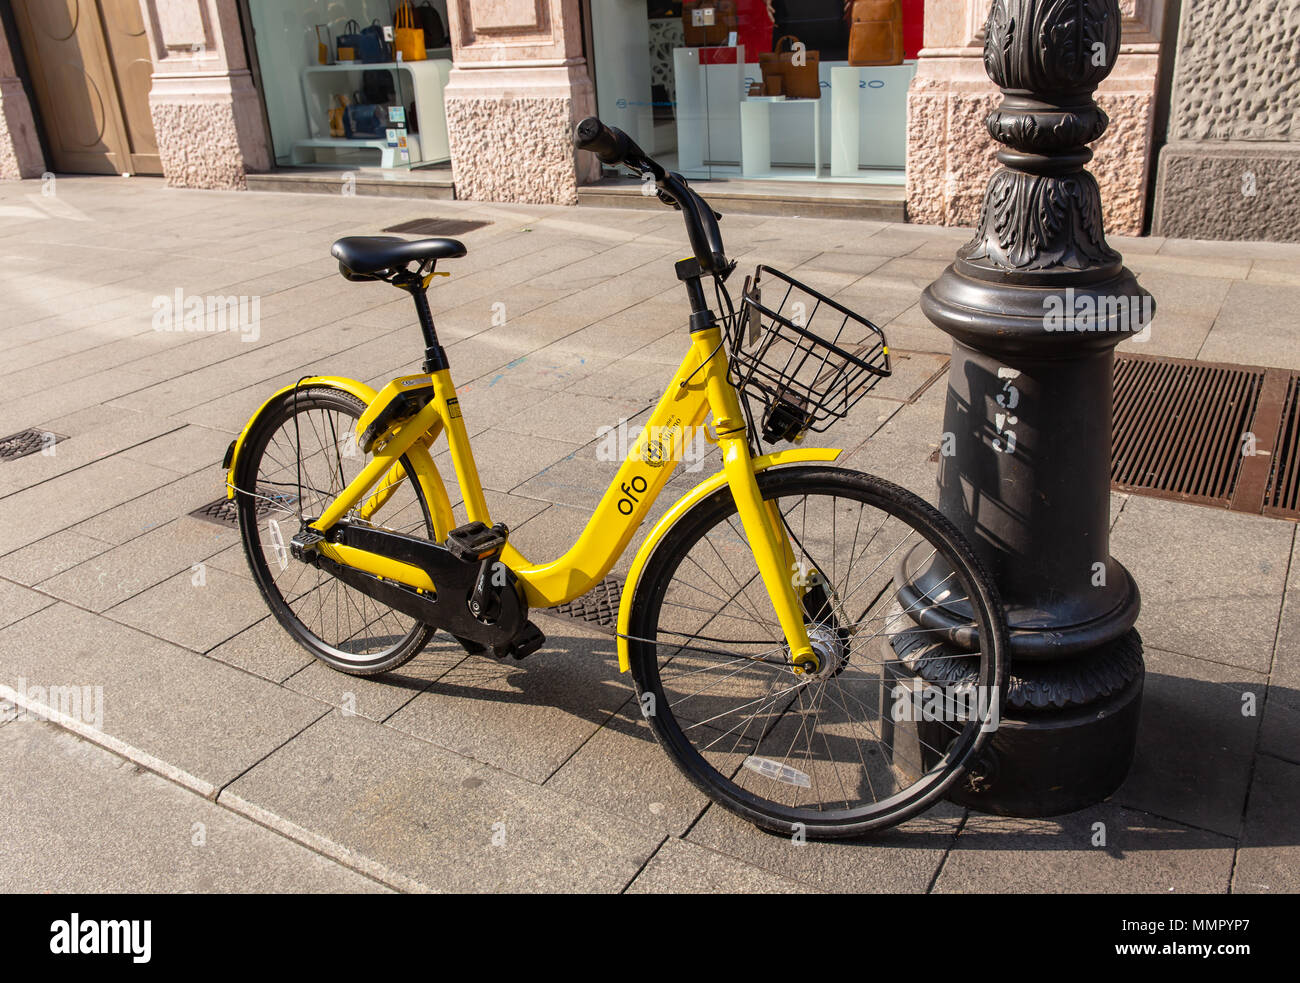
626;465;1008;838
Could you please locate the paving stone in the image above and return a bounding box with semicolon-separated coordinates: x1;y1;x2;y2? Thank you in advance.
0;578;53;630
284;634;467;722
1232;754;1300;893
1261;575;1300;764
221;709;662;892
545;694;713;837
0;529;110;584
626;837;814;893
935;803;1235;893
687;800;960;893
39;517;236;612
0;723;386;893
0;455;179;553
0;603;327;796
205;615;314;684
1199;281;1300;370
1112;646;1263;837
105;564;274;654
386;614;630;783
71;468;225;545
1110;497;1291;673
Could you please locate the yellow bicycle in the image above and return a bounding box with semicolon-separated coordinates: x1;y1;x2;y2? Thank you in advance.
225;118;1007;837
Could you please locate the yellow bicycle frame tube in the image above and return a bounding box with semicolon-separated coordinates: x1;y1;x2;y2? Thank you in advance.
229;330;840;672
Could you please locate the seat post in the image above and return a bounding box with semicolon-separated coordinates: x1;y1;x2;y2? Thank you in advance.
394;271;447;373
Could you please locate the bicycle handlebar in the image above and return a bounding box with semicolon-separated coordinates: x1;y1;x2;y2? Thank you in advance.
573;116;731;279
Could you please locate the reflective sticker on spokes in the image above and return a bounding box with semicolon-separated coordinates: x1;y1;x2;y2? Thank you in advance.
742;756;811;788
267;518;289;571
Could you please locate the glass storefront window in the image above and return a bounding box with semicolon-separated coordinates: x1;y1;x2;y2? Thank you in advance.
590;0;923;184
246;1;453;171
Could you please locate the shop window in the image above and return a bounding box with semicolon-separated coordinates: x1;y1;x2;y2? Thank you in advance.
591;0;922;183
246;1;452;171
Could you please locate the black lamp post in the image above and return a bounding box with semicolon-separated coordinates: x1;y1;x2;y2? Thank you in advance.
898;0;1152;815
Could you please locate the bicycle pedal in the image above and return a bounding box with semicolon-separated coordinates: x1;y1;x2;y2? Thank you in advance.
289;527;325;562
446;521;508;564
493;620;545;661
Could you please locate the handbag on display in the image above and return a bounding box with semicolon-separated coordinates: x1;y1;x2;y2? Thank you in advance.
682;1;737;46
361;69;395;107
416;1;449;49
336;18;361;61
344;91;389;139
846;0;904;66
760;35;820;99
328;94;348;138
358;19;391;63
394;2;427;61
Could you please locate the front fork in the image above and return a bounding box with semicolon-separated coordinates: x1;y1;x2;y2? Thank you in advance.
695;327;818;674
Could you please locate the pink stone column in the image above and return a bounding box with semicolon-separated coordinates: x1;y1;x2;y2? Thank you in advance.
138;0;270;189
0;17;44;180
906;0;1167;236
443;0;598;205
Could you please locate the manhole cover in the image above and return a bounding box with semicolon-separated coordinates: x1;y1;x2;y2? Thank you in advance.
0;429;65;462
189;490;297;528
382;218;490;236
1111;353;1300;520
548;576;622;633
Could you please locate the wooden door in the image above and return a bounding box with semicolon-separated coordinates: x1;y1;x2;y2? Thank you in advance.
10;0;161;175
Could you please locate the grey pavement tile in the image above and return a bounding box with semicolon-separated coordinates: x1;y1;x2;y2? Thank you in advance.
221;709;662;892
70;468;224;545
626;837;814;893
1261;580;1300;764
105;564;273;654
0;603;327;796
0;723;386;893
453;427;581;493
1113;646;1263;837
284;634;468;722
0;578;54;630
1232;754;1300;893
497;392;646;445
688;801;961;893
0;455;179;554
1199;281;1300;370
205;615;314;684
1117;314;1213;360
935;803;1235;893
386;615;631;783
39;517;236;612
1159;238;1300;261
0;529;111;585
1128;252;1251;281
1132;270;1232;318
0;414;179;498
545;695;713;837
1110;497;1291;673
119;424;237;473
1247;259;1300;288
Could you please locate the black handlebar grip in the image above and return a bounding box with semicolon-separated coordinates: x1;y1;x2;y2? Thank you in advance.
573;116;629;166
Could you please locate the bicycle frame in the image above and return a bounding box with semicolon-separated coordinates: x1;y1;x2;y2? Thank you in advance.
228;324;839;671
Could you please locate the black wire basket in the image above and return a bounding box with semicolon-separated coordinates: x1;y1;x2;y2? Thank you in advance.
726;265;892;443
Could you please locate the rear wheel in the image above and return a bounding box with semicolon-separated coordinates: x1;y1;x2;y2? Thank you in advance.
627;466;1007;838
234;385;436;675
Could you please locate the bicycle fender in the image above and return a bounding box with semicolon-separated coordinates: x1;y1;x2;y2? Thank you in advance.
222;375;455;540
614;447;843;672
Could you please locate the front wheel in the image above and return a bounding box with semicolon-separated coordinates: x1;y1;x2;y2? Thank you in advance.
626;466;1007;838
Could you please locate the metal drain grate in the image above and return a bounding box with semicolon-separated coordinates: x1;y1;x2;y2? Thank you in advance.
1263;374;1300;518
382;218;490;236
548;576;623;633
0;429;66;462
1111;354;1263;509
1111;353;1300;520
189;490;297;528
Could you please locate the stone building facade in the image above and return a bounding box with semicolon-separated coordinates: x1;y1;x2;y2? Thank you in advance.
0;0;1293;241
1151;0;1300;242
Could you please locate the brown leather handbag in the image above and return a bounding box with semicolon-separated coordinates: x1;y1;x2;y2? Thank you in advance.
759;35;821;100
683;1;739;46
847;0;904;67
